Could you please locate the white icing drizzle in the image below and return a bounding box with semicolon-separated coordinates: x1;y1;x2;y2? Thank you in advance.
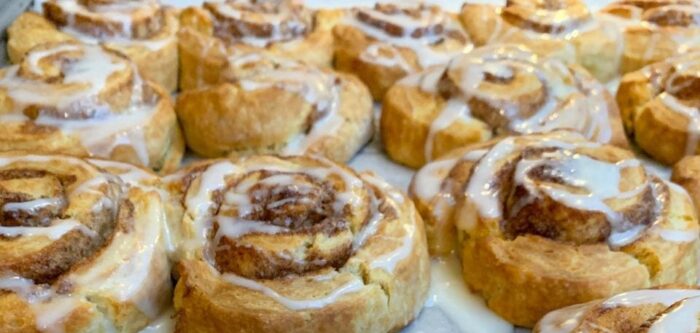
412;157;458;208
0;155;117;242
66;190;169;319
207;0;310;47
214;217;286;242
87;159;154;185
513;151;644;247
647;295;700;333
412;149;487;227
539;289;700;333
424;98;471;162
361;172;406;205
659;92;700;156
0;44;125;109
33;296;83;333
50;0;160;38
459;134;690;248
0;275;82;333
369;223;415;272
352;197;385;250
464;137;519;219
601;2;700;67
343;4;470;69
221;273;364;310
655;228;699;243
227;52;344;155
180;156;420;312
0;153;170;331
183;161;241;255
471;3;637;83
359;42;413;72
2;197;64;213
536;301;598;333
0;219;95;240
401;44;614;160
0;44;159;166
398;66;445;94
49;0;173;51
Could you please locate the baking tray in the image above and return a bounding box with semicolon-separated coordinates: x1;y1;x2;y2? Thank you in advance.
3;1;664;332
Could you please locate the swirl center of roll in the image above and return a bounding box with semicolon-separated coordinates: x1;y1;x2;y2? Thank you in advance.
662;60;700;101
0;169;70;228
206;0;311;44
0;156;122;284
440;49;547;130
44;0;164;39
501;0;591;34
467;137;656;247
211;165;369;279
356;4;450;40
237;172;339;229
6;43;136;119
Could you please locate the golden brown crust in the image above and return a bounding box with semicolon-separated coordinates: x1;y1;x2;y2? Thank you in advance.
460;1;623;82
167;155;430;333
176;34;372;163
7;2;179;92
672;155;700;216
410;131;699;326
382;44;627;169
0;153;173;333
0;42;184;173
616;52;700;165
330;4;471;101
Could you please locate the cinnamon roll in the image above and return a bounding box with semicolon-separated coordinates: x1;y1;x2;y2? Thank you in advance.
601;0;700;74
166;155;430;333
535;286;700;332
617;51;700;165
409;131;699;327
0;152;172;332
672;155;700;214
7;0;179;92
382;44;627;169
176;47;372;163
0;42;184;173
178;0;333;88
459;0;626;82
327;3;471;100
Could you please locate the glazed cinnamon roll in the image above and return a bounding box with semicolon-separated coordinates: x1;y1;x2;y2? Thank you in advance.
535;286;700;332
327;3;471;100
7;0;179;92
601;0;700;74
409;131;699;327
0;42;184;173
460;0;625;82
178;0;333;87
176;47;372;163
617;51;700;165
0;152;172;332
382;44;627;169
166;155;430;333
